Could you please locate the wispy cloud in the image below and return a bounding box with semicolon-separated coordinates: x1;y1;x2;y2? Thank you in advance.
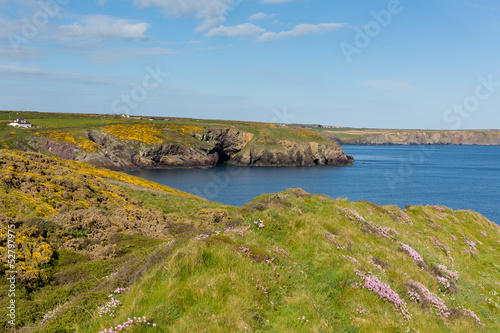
261;0;296;3
256;23;346;42
0;65;118;85
0;46;44;60
134;0;239;32
57;15;151;42
206;23;265;39
248;12;275;22
67;46;178;63
358;80;418;92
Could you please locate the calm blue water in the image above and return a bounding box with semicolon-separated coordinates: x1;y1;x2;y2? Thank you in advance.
128;146;500;224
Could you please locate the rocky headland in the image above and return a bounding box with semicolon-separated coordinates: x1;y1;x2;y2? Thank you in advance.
324;130;500;145
10;122;353;171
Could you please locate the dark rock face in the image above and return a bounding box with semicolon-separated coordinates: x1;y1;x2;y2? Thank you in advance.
136;144;219;169
79;130;136;170
29;128;354;170
202;128;255;164
230;140;353;167
43;140;79;160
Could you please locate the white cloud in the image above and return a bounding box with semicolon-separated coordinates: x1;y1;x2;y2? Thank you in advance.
0;65;118;85
358;80;418;92
256;23;345;42
57;15;151;42
248;12;275;21
134;0;238;32
0;65;44;74
206;23;265;39
261;0;295;3
78;46;178;63
0;46;44;60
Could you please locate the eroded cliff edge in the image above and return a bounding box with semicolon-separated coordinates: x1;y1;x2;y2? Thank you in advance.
17;124;353;171
322;130;500;145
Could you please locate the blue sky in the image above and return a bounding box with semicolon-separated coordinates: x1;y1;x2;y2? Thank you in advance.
1;0;499;129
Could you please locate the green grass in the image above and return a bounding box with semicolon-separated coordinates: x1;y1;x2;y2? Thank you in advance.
73;191;499;333
0;234;166;331
0;119;498;332
30;118;124;128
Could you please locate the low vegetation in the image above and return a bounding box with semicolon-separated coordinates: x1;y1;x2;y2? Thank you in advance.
0;150;498;332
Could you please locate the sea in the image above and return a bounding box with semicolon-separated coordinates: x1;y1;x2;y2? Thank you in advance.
128;145;500;225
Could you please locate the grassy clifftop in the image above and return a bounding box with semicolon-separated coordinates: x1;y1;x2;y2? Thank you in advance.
314;127;500;145
0;111;351;170
0;150;498;332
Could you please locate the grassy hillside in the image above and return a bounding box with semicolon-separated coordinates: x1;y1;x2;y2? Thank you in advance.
0;150;498;332
0;111;329;154
0;149;234;331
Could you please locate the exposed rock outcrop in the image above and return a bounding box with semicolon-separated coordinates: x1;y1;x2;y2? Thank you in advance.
136;144;218;169
231;141;353;166
32;127;354;170
341;131;500;145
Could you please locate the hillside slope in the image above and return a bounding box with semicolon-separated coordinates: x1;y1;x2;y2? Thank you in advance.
0;150;498;332
0;149;234;331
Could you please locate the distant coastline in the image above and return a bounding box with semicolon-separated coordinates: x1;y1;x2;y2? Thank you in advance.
315;128;500;146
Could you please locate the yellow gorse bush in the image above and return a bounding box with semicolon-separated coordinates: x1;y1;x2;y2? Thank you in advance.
36;130;100;152
255;131;274;145
163;124;203;135
289;128;324;141
0;186;58;218
103;124;165;145
103;122;205;145
0;226;54;287
69;160;200;199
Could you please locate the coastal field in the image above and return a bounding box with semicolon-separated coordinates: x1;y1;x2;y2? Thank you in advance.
0;149;499;332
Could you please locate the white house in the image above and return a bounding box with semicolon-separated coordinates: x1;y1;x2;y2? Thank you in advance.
8;119;32;128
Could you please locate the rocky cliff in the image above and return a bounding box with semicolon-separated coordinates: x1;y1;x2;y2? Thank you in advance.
339;130;500;145
17;125;353;170
231;140;354;166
